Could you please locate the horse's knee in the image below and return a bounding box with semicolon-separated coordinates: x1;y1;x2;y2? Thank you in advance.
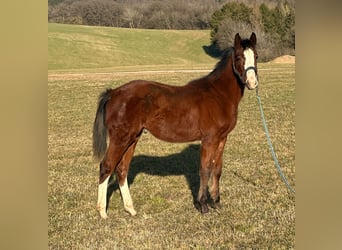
199;166;211;182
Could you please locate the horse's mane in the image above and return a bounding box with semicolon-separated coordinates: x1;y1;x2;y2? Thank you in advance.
186;49;234;86
207;47;234;80
187;38;253;87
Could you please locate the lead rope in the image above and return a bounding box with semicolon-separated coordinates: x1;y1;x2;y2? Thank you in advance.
256;87;295;194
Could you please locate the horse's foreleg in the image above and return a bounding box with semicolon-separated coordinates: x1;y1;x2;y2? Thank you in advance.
209;138;227;209
196;140;218;213
197;167;211;213
209;163;222;209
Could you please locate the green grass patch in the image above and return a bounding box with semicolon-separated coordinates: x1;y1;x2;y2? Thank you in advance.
49;23;216;72
48;63;294;249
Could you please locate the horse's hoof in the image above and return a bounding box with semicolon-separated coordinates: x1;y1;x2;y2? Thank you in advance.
201;204;209;213
125;206;137;216
99;210;108;219
210;201;221;209
209;198;221;209
194;201;209;213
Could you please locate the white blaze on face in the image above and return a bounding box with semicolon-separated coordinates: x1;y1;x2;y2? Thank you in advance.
243;48;258;89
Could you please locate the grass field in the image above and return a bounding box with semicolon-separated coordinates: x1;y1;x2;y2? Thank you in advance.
48;24;295;249
48;23;216;72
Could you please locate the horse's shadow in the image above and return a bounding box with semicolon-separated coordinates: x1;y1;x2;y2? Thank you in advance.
106;144;201;207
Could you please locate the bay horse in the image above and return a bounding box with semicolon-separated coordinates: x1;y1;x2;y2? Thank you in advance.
93;33;258;218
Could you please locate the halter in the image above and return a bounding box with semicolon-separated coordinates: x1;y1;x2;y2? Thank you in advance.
232;49;258;89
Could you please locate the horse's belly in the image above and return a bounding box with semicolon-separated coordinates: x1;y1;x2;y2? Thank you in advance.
149;133;200;143
145;121;201;143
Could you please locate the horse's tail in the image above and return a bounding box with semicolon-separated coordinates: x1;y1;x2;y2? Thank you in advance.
92;88;112;161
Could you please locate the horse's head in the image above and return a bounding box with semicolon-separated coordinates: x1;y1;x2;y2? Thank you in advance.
232;32;259;90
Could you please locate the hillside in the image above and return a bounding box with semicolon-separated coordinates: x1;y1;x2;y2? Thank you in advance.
48;23;217;71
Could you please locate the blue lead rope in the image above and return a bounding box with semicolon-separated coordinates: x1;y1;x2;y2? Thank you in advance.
256;87;295;194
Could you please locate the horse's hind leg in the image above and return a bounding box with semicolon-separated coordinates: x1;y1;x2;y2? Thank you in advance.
97;169;110;219
97;142;128;219
115;139;139;216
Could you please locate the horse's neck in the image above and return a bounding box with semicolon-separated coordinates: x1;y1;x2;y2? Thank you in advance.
215;59;244;106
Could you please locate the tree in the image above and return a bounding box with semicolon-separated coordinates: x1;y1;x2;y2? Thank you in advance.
260;1;295;51
283;6;295;49
123;6;143;28
209;2;253;42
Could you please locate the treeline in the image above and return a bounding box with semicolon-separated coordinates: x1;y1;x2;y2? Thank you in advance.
48;0;295;61
48;0;219;29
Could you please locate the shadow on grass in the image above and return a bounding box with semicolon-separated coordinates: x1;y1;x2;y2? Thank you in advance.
202;42;223;59
106;144;200;209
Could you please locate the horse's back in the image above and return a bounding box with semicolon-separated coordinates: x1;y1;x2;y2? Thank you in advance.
105;79;204;142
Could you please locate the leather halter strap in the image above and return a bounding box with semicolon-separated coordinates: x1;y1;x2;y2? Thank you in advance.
232;49;258;85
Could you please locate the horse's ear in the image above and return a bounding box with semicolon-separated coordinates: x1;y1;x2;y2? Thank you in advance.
250;32;256;46
234;33;241;48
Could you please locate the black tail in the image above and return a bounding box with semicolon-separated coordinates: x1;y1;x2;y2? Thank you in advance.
92;88;112;160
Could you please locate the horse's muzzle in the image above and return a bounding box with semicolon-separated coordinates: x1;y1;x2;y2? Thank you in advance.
245;66;258;90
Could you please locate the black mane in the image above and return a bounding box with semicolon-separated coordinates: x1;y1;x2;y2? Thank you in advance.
208;47;234;79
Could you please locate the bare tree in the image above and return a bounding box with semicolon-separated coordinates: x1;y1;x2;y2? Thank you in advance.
123;6;143;28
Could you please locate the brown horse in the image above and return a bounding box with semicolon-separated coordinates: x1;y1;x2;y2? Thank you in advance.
93;33;258;218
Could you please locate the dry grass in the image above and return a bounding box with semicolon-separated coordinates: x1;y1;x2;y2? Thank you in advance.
48;63;295;249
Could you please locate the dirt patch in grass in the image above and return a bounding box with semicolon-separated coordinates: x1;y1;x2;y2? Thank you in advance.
270;55;295;64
